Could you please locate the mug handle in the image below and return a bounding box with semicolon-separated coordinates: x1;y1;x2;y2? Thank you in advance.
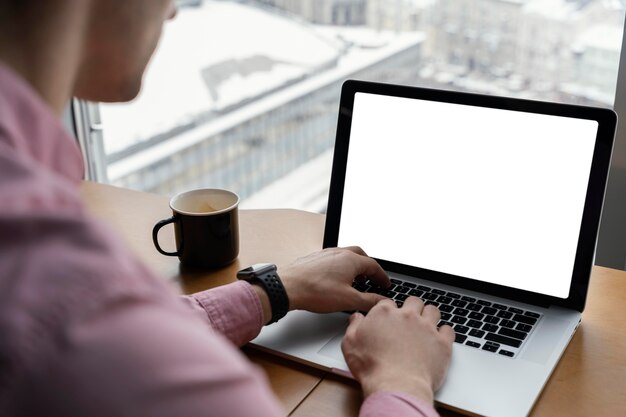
152;216;180;256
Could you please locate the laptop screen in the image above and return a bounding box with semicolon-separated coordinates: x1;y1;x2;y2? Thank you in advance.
337;92;599;299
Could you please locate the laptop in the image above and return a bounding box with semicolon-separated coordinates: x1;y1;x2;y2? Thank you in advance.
251;79;617;417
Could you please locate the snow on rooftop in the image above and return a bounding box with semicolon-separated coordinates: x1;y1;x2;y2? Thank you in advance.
576;25;623;51
100;0;342;154
108;29;424;181
523;0;579;19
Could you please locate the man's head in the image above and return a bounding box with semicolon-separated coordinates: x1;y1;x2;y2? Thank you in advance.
76;0;177;102
0;0;176;106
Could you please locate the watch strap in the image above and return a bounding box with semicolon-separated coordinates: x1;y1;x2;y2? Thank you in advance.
255;270;289;324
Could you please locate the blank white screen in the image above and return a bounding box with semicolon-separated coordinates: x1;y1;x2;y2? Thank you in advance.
338;92;598;298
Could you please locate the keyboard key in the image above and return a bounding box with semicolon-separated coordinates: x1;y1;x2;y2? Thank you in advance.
370;287;386;295
440;304;454;313
437;296;453;305
466;341;481;348
477;300;492;306
431;289;446;295
446;292;461;299
469;329;485;338
482;344;498;352
455;333;468;343
499;350;514;357
423;293;438;301
441;312;452;321
396;286;410;294
496;310;513;319
437;295;452;304
483;315;500;324
466;303;482;312
499;327;528;340
508;307;524;314
390;278;402;284
425;301;440;307
468;312;484;320
395;300;404;307
454;325;469;334
382;289;396;298
461;296;476;302
417;285;432;292
395;293;408;301
516;323;532;332
438;320;453;328
453;308;469;317
525;311;541;318
354;282;369;292
482;324;499;332
403;282;417;288
482;307;497;315
500;319;516;328
493;303;508;310
467;319;482;328
485;332;522;348
409;289;424;297
451;300;468;308
452;316;468;325
513;314;538;325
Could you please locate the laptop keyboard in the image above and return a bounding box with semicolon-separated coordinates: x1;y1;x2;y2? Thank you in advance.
353;277;542;358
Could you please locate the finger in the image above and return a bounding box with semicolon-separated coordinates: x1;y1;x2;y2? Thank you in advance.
345;312;365;339
342;246;368;256
421;304;441;323
349;311;364;325
356;257;390;288
375;297;398;311
354;274;368;283
438;323;456;344
352;290;388;312
402;296;425;314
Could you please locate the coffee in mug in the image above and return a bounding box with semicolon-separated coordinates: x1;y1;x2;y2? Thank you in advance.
152;188;239;269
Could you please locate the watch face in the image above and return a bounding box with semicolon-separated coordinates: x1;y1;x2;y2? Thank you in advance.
237;263;275;278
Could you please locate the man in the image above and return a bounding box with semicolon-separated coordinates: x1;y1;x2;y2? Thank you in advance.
0;1;454;416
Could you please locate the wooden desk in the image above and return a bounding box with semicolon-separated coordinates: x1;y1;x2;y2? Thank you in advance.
81;181;626;416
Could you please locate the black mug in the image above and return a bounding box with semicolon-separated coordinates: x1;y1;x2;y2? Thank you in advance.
152;189;239;269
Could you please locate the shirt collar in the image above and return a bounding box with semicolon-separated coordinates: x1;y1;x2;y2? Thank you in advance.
0;61;84;183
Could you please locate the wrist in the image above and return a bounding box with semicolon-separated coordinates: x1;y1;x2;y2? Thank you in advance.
278;266;302;311
249;282;273;325
237;263;289;324
361;374;434;404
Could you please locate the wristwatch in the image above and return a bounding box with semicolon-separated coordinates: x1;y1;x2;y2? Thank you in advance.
237;263;289;324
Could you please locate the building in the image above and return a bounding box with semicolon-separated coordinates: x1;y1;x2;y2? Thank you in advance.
257;0;367;25
422;0;624;105
365;0;434;33
429;0;526;78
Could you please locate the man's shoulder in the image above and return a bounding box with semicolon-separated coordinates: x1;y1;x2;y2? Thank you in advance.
1;137;79;204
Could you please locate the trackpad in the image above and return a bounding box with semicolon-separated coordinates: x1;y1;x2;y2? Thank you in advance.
318;330;346;362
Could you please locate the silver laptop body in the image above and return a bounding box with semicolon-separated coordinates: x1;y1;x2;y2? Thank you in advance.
252;80;616;417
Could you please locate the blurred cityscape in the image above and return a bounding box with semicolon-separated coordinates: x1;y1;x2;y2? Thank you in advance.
99;0;625;212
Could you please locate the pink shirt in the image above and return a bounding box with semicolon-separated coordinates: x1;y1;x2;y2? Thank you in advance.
0;62;439;417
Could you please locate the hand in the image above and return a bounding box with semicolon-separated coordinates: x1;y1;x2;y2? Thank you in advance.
341;297;455;404
279;246;390;314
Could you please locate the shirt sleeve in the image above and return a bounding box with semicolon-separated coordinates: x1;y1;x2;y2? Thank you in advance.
360;391;440;417
30;295;285;417
180;281;265;347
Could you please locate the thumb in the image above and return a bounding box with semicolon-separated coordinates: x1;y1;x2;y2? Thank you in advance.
346;312;365;337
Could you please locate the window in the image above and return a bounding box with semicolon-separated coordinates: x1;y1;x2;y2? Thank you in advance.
82;0;624;215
